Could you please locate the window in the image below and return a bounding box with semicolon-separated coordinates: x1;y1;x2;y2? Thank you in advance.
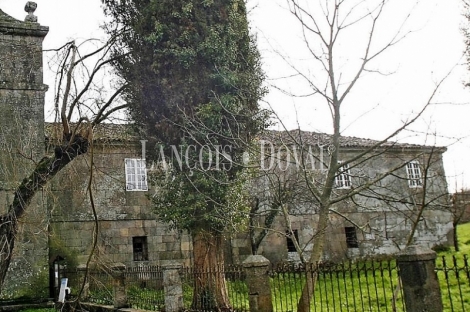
125;158;148;191
345;227;359;248
335;162;351;189
133;236;149;261
286;229;299;252
406;161;422;188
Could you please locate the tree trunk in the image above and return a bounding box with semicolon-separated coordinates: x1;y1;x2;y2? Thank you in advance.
192;230;231;311
0;135;88;293
0;215;16;292
297;206;329;312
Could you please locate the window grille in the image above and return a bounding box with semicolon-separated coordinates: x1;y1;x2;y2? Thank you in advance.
406;161;423;188
335;162;351;189
125;158;148;191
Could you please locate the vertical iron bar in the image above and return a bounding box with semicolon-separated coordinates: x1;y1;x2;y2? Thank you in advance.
341;262;351;312
328;265;337;311
371;260;380;309
453;255;466;312
357;261;365;312
443;256;455;312
379;260;389;312
349;261;358;312
363;262;372;312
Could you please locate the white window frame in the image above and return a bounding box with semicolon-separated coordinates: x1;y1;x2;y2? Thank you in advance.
125;158;148;191
335;162;351;189
406;161;423;188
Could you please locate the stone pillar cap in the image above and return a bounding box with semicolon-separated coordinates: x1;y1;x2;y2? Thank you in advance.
24;1;37;22
242;255;270;268
396;245;437;262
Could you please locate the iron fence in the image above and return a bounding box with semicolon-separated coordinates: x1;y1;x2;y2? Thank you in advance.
126;266;165;310
67;269;113;305
65;266;165;309
62;254;470;312
179;265;248;312
269;260;405;312
436;255;470;312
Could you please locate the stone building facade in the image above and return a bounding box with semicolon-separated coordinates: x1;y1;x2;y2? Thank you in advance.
46;129;193;270
228;131;453;264
42;128;453;265
42;129;453;270
0;3;454;299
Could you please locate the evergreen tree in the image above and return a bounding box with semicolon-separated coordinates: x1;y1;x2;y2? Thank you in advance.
103;0;267;308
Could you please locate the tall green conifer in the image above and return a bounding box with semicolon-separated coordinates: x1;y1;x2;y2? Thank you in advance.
103;1;267;308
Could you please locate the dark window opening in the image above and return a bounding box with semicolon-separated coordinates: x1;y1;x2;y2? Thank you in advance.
133;236;148;261
286;229;299;252
345;227;359;248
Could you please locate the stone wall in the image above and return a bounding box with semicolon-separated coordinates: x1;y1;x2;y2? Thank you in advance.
48;142;192;268
229;147;453;264
0;6;49;298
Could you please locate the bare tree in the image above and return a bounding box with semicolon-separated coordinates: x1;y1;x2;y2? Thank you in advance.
0;35;127;292
244;1;453;310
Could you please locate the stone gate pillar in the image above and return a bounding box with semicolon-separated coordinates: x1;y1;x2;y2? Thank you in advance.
242;255;273;312
163;264;183;312
396;245;443;312
111;263;127;308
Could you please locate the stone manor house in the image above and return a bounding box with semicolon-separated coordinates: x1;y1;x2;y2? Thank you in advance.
0;5;453;298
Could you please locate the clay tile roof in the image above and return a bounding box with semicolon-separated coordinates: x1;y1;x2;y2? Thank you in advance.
261;129;445;151
45;122;139;143
45;123;445;151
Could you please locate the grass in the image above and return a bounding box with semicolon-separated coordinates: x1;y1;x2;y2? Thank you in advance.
438;222;470;256
435;222;470;312
270;260;405;312
269;223;470;312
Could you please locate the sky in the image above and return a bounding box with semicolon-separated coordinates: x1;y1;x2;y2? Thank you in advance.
0;0;469;191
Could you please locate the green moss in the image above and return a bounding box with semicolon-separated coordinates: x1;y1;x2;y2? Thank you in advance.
15;270;49;299
49;234;79;270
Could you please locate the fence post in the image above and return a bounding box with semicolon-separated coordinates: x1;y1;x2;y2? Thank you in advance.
163;264;184;312
111;263;128;309
242;255;273;312
396;245;443;312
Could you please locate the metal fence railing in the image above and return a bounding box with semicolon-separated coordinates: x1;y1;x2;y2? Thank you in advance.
62;254;470;312
436;255;470;312
126;266;165;310
179;264;248;312
269;260;405;312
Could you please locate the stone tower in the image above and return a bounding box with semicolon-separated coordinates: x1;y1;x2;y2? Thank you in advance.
0;3;49;298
